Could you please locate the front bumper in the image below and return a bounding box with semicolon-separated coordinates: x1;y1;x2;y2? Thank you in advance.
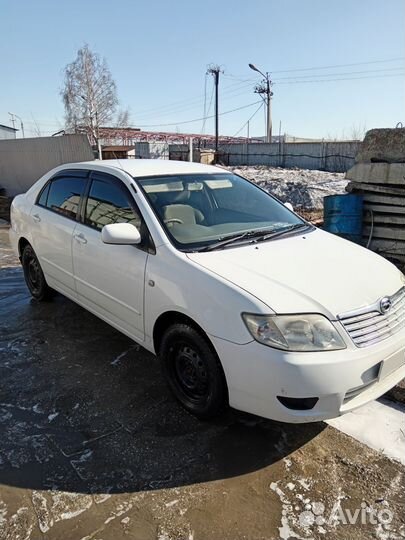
211;328;405;423
8;226;19;259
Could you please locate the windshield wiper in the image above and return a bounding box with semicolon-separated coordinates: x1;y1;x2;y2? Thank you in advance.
198;223;311;252
198;229;273;252
257;223;311;242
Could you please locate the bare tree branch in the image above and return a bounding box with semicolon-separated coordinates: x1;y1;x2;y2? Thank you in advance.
115;108;132;127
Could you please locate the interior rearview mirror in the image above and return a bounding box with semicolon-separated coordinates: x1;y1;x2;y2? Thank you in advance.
101;223;141;245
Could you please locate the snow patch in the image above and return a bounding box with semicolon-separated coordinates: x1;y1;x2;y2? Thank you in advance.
111;349;131;366
48;412;59;422
228;166;347;210
327;399;405;465
165;499;179;507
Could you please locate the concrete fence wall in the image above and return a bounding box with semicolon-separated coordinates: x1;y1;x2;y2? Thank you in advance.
134;142;170;160
168;141;361;172
217;141;361;172
0;136;360;198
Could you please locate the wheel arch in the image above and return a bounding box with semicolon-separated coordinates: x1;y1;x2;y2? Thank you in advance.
18;237;31;258
153;310;214;356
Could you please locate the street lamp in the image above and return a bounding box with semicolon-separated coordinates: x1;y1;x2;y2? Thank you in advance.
8;112;25;138
248;63;265;78
248;63;272;143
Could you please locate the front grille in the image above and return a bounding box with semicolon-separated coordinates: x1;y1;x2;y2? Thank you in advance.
338;287;405;347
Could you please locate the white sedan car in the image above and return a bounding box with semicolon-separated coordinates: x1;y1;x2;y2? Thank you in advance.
9;159;405;422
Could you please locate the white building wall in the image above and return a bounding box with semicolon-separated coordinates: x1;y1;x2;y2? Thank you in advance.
0;126;17;140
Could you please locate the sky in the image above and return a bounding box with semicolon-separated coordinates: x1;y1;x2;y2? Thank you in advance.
1;0;404;140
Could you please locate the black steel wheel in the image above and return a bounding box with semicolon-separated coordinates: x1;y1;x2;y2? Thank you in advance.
160;323;228;419
21;244;53;301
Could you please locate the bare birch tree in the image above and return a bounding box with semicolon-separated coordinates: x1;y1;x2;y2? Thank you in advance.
61;45;118;146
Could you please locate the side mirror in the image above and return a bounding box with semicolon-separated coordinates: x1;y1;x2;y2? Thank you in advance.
101;223;141;245
284;202;294;212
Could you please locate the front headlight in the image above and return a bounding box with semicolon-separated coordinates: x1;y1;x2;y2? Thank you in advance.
242;313;346;351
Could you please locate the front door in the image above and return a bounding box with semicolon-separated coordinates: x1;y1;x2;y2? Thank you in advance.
72;172;147;342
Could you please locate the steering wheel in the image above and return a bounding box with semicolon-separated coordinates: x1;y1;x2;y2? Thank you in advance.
164;218;184;225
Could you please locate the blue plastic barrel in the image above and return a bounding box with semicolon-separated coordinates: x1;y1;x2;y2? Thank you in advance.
323;194;364;243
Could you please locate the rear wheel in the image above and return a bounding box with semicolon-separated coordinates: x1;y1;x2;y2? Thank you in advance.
21;244;53;301
160;323;228;419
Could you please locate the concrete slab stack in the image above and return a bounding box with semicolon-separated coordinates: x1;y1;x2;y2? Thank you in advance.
346;128;405;265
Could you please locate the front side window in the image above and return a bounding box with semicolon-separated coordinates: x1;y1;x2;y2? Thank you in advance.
138;173;309;251
45;177;86;220
85;177;142;231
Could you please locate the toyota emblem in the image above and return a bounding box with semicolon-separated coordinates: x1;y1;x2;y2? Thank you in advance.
380;297;392;314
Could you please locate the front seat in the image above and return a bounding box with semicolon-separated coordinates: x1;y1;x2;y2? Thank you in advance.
162;204;204;225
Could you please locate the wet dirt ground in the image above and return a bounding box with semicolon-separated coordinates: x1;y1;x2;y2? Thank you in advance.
0;229;404;540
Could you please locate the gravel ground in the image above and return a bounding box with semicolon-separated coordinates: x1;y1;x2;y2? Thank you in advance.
229;166;348;211
0;229;404;540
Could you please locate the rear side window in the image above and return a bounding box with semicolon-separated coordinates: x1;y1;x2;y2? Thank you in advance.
85;177;142;231
43;177;87;220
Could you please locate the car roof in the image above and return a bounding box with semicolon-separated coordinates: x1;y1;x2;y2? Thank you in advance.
69;159;226;178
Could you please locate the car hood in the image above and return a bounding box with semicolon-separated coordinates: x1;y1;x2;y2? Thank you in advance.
187;228;404;318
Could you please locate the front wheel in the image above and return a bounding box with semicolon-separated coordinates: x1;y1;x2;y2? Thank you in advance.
21;244;53;301
160;323;228;419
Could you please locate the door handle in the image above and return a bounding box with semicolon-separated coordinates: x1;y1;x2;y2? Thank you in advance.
74;233;87;244
32;213;41;223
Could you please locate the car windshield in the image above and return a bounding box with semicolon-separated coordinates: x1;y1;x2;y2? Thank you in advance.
137;172;308;251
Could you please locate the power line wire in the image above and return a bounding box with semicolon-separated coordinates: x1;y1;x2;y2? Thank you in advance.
134;78;257;121
201;73;208;134
201;77;215;134
274;72;405;85
136;101;262;128
133;80;257;123
224;56;405;80
273;66;405;81
272;56;405;74
132;79;250;121
223;66;405;86
134;71;403;129
231;102;264;138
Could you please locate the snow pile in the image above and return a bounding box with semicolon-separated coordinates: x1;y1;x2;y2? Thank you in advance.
228;166;348;210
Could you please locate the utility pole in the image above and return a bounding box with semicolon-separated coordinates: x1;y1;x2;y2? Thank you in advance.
207;64;222;156
248;64;273;143
265;75;272;143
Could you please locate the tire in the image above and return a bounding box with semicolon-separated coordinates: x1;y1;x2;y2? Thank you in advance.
21;244;53;301
159;323;228;419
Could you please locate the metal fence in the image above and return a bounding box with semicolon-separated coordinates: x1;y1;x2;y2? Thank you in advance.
0;134;94;195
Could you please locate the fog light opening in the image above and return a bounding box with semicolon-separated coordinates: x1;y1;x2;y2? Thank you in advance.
277;396;319;410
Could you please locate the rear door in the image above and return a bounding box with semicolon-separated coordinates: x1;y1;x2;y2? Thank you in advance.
30;171;88;297
72;172;148;341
